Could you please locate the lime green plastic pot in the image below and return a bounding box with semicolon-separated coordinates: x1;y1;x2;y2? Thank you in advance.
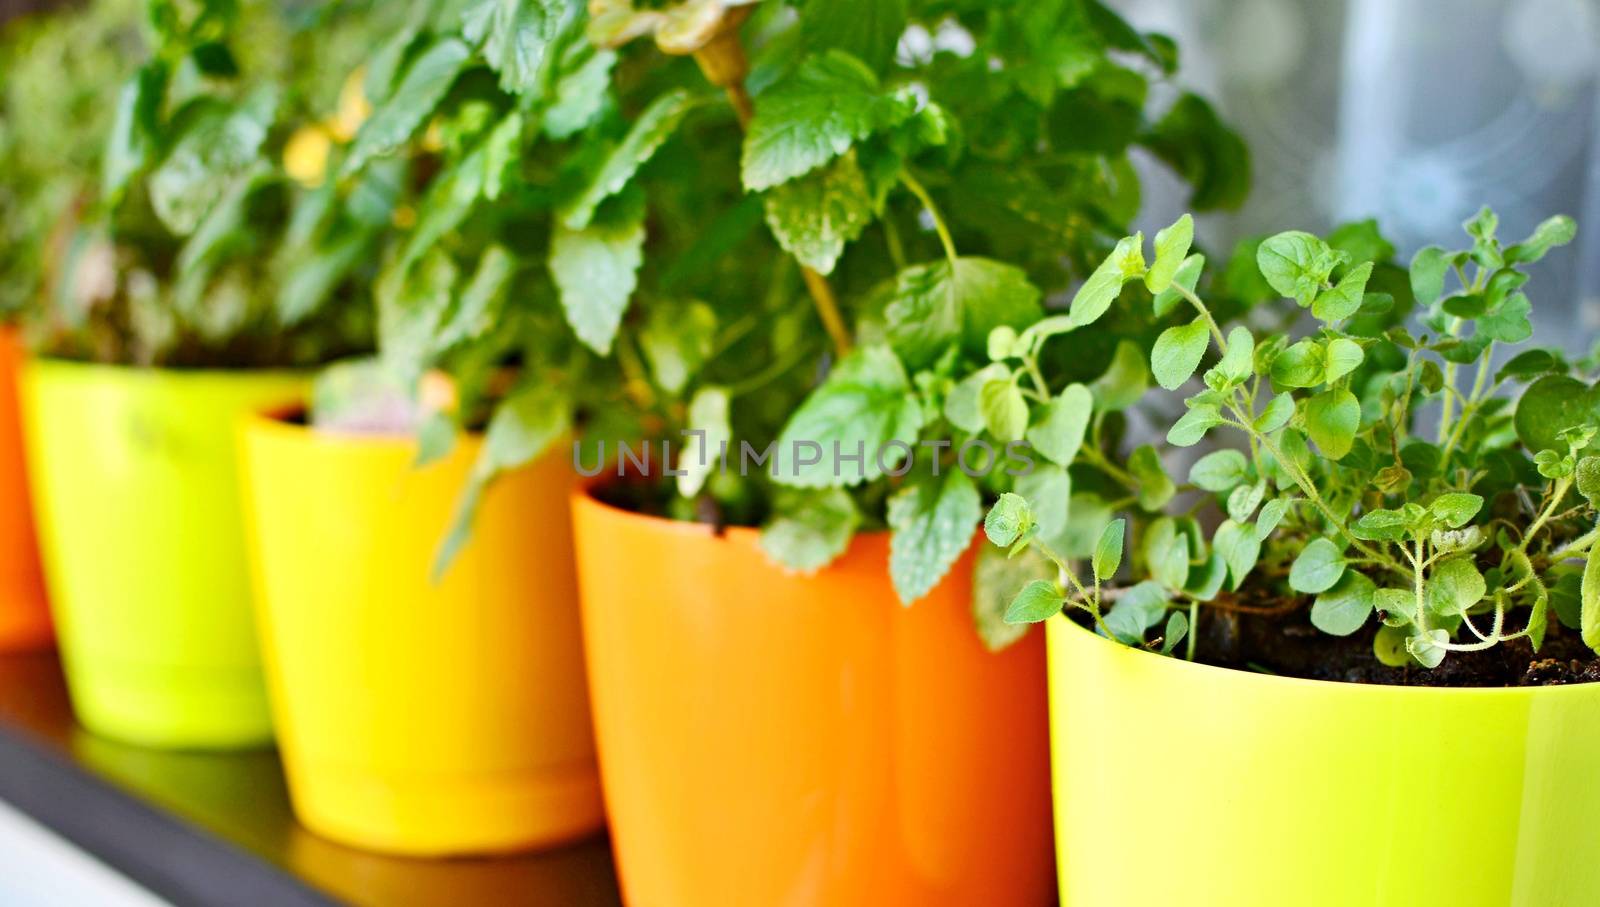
21;360;303;749
1047;615;1600;906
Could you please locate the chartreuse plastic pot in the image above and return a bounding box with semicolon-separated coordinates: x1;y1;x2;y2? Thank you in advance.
21;360;303;748
1047;614;1600;907
240;414;603;856
572;488;1054;907
0;329;49;651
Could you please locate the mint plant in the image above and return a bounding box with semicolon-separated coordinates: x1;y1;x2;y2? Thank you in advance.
983;206;1600;671
3;0;400;365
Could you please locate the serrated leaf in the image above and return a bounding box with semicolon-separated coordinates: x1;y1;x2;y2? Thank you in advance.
760;487;861;574
889;468;982;604
560;89;694;229
345;38;471;177
742;50;915;190
885;257;1042;368
546;43;617;139
549;194;646;354
773;345;925;487
984;492;1034;548
762;153;875;274
461;0;562;95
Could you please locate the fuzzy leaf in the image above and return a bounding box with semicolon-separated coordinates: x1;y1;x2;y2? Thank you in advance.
762;153;875;274
560;89;694;229
760;488;860;574
1027;384;1092;467
889;469;982;604
1151;317;1210;390
1289;538;1345;594
773;345;925;487
344;38;471;177
549;195;646;354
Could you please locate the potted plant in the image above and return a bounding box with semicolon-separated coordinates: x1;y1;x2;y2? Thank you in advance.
984;207;1600;906
368;0;1244;902
8;0;389;748
0;1;138;651
238;1;617;854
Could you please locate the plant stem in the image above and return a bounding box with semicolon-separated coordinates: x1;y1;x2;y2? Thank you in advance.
700;39;853;357
899;170;959;264
1173;283;1228;348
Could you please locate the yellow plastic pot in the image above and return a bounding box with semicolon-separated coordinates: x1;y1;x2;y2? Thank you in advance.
1047;615;1600;907
239;414;603;856
21;360;303;748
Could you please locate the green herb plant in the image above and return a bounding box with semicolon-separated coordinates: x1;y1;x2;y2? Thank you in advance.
983;206;1600;671
6;0;402;366
339;0;1249;605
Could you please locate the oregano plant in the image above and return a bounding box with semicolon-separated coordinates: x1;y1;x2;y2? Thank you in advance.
982;206;1600;672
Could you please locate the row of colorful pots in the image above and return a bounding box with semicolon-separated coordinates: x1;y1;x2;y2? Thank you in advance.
3;329;1599;906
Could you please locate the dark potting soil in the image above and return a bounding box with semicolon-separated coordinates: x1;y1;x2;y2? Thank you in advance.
1192;606;1600;688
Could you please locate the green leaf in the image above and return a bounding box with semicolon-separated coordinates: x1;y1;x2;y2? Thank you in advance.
1026;384;1092;467
762;153;875;275
639;300;717;394
773;345;925;487
1311;571;1375;636
1138;93;1250;211
149;88;278;235
1094;519;1126;581
1289;538;1346;594
1310;260;1372;323
1212;519;1260;590
1375;588;1415;627
1428;557;1486;617
344;38;471;177
461;0;562;94
802;0;908;73
1406;628;1449;669
1167;404;1222;447
1269;339;1324;388
1253;393;1294;433
1103;581;1170;644
1227;480;1266;523
1215;326;1255;384
677;387;731;498
1429;492;1484;528
1145;214;1194;294
1352;509;1410;542
549;194;646;354
1323;338;1364;383
1190;449;1248;492
886;258;1042;368
1303;388;1360;459
1151;317;1211;390
760;487;861;574
1583;539;1600;653
742;50;915;190
1130;444;1175;511
1255;497;1290;542
889;469;982;604
1152;253;1204;317
973;546;1052;650
1015;465;1072;540
1004;579;1066;624
984;492;1035;548
103;62;167;204
378;250;457;380
1409;245;1453;305
1090;341;1150;411
1256;230;1338;305
1146;519;1190;591
545;43;616;139
1505;214;1576;265
980;378;1029;442
1069;233;1144;327
559;89;694;230
1185;551;1228;602
1374;623;1413;666
1479;293;1532;343
1515;375;1600;452
945;364;1007;435
1577;457;1600;507
1159;611;1189;655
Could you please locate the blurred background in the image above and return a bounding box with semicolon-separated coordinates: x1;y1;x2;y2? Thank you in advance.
1116;0;1600;348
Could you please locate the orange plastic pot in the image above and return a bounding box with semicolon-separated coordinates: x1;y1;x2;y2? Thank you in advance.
0;329;49;651
572;488;1054;907
241;414;603;856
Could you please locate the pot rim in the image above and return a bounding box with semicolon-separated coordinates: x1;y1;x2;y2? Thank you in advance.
1050;612;1600;697
573;478;904;545
242;405;454;451
25;354;309;381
